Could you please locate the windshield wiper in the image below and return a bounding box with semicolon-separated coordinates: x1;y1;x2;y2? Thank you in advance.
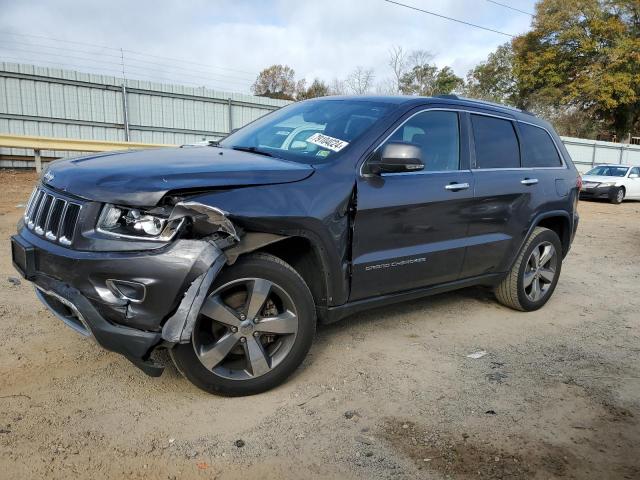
231;145;276;158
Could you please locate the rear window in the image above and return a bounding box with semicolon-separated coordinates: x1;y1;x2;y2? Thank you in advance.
519;123;562;167
471;115;520;169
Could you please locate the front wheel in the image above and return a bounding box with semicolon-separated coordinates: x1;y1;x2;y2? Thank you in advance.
609;187;625;204
170;253;316;396
494;227;562;311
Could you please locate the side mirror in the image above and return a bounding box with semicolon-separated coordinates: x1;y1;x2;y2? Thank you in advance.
629;173;639;178
368;142;424;174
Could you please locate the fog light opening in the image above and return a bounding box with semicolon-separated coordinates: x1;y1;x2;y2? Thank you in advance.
106;279;146;303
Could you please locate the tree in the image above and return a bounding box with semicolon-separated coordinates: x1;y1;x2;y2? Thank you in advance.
296;78;330;100
251;65;298;100
399;63;463;96
512;0;640;138
388;46;408;93
465;43;521;106
345;67;375;95
433;67;465;95
329;78;347;95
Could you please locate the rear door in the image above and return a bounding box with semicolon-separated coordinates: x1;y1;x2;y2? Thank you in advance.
461;112;540;277
350;108;475;301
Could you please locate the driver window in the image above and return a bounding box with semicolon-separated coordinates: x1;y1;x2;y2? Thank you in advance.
630;167;640;177
385;110;460;171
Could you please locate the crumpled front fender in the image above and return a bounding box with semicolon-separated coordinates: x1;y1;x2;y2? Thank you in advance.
161;241;227;343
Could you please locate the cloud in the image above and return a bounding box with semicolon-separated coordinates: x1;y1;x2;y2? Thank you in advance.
0;0;536;93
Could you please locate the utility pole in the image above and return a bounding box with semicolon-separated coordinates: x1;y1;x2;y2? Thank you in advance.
120;48;131;142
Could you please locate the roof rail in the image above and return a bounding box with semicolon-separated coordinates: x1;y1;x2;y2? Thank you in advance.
433;94;460;100
466;97;536;117
433;95;536;116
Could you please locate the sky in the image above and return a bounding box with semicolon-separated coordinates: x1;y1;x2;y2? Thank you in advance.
0;0;538;95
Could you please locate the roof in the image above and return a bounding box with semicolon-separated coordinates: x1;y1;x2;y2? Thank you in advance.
311;94;539;123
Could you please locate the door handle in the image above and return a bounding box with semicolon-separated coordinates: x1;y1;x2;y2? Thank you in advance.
444;182;470;191
521;178;539;186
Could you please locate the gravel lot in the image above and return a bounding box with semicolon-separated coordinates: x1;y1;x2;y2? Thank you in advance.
1;170;639;479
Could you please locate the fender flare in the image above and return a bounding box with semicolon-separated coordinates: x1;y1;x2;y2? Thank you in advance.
507;210;572;272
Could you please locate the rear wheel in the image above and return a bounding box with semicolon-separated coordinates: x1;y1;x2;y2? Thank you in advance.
609;186;625;204
171;253;315;396
494;227;562;311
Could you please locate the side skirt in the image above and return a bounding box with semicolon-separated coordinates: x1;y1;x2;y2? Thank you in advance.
320;273;504;324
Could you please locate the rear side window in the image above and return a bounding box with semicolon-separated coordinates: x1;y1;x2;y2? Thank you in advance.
471;115;520;169
519;123;562;167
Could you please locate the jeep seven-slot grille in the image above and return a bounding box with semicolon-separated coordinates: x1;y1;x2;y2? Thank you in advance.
24;187;81;245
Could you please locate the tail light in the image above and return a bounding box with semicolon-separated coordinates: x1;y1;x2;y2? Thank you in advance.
576;175;582;191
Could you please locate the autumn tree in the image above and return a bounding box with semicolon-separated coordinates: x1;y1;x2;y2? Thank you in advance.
512;0;640;138
251;65;298;100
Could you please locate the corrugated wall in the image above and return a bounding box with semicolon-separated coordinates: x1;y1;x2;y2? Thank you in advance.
562;136;640;173
0;62;290;166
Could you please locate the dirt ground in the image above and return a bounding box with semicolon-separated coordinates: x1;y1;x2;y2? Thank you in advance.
0;169;639;480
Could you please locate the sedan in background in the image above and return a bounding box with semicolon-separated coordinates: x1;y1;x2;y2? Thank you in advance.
580;164;640;204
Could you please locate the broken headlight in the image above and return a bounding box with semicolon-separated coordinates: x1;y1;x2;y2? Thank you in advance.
97;204;183;241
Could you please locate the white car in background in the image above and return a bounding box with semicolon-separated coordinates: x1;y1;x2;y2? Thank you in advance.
580;164;640;204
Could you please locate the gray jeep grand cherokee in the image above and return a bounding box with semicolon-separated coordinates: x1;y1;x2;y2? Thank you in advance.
12;95;580;395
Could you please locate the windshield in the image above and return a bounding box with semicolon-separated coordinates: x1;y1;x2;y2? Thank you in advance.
586;166;629;177
219;99;395;163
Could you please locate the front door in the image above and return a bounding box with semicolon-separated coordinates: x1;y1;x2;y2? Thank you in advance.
627;167;640;198
350;109;474;301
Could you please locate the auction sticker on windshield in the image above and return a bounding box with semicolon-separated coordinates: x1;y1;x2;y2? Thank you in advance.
306;133;349;152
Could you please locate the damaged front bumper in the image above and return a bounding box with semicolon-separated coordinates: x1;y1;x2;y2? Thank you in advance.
11;227;228;376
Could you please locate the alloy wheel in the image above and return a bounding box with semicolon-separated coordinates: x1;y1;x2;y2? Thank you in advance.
523;241;557;302
192;278;299;380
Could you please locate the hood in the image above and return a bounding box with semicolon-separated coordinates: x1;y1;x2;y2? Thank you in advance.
43;147;315;206
582;175;622;183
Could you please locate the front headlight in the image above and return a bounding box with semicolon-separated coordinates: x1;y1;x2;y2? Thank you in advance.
97;204;183;241
599;182;616;187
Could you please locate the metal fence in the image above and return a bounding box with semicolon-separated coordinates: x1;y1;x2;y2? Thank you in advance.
561;136;640;173
0;62;290;167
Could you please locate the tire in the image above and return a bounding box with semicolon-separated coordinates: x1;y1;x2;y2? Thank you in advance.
494;227;562;312
170;253;316;396
609;186;625;204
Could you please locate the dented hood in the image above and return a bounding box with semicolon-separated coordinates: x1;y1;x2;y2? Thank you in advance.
43;146;315;206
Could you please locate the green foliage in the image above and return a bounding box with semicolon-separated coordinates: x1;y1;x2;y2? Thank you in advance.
399;64;464;96
296;78;330;100
464;43;522;107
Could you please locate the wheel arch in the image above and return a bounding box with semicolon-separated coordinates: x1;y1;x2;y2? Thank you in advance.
225;232;331;311
508;211;572;272
536;214;571;257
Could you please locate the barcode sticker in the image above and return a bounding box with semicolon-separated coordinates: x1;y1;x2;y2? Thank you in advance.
306;133;349;152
